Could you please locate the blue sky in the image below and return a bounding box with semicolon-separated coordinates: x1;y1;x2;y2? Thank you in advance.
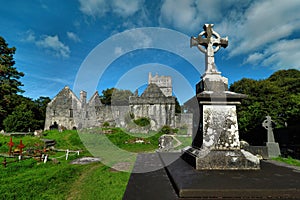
1;0;300;104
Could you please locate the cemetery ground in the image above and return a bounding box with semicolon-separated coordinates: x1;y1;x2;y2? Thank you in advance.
0;127;191;199
1;129;300;199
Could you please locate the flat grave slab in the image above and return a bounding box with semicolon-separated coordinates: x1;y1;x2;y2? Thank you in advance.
124;152;300;199
122;153;178;200
160;153;300;199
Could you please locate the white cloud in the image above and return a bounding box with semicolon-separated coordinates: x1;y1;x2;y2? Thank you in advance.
125;29;153;49
244;39;300;70
22;30;70;58
78;0;108;17
114;47;123;56
158;0;300;70
22;30;36;42
262;39;300;70
78;0;142;18
31;73;72;85
112;0;142;17
243;52;264;65
159;0;202;33
36;35;70;58
67;32;81;42
228;0;300;56
159;0;248;33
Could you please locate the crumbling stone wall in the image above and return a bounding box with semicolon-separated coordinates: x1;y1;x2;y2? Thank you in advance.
129;83;175;130
175;113;193;136
44;86;130;130
44;74;190;131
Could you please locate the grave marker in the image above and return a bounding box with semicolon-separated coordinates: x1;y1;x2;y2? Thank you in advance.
182;24;260;170
262;115;281;158
17;140;25;156
7;137;14;156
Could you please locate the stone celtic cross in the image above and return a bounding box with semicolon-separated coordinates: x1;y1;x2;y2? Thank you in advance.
190;24;228;74
262;115;276;143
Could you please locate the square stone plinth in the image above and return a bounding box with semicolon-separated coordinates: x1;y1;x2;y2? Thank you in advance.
182;148;260;170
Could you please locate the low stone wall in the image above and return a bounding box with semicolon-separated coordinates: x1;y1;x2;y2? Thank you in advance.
175;113;193;136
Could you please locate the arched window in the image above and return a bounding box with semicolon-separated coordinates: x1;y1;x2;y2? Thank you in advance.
69;109;73;118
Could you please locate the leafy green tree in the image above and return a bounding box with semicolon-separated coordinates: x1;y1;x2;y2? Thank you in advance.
101;88;133;105
101;88;115;105
133;117;150;127
160;125;173;134
175;98;181;113
0;36;24;128
2;95;50;132
112;89;134;106
230;69;300;133
34;96;51;123
3;103;40;132
0;36;50;132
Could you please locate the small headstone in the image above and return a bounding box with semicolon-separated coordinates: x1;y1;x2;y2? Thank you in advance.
52;158;60;164
70;157;101;165
158;135;174;152
41;139;56;147
262;116;281;158
34;130;43;137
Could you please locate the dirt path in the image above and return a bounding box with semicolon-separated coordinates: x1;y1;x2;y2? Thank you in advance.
67;164;101;200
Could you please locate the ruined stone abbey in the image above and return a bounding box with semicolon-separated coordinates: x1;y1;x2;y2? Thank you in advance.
44;73;192;133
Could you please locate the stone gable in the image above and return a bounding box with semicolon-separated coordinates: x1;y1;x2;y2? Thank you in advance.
129;83;176;130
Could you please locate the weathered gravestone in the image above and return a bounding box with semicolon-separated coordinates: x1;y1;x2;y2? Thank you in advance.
182;24;260;170
262;115;281;158
158;135;174;152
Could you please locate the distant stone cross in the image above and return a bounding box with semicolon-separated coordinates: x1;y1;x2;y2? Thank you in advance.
190;24;228;74
262;116;275;143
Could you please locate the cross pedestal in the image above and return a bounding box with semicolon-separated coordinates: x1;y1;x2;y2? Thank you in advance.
182;24;260;170
182;91;260;170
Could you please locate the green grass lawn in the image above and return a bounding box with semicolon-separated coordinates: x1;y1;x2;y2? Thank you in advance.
0;158;86;199
173;135;192;150
272;156;300;167
67;163;130;200
0;128;161;200
0;157;130;200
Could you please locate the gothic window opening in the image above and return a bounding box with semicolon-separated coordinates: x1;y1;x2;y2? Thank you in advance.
69;109;73;118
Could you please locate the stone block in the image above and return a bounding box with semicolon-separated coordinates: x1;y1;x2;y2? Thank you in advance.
196;74;228;93
267;142;281;158
244;146;268;159
182;148;260;170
